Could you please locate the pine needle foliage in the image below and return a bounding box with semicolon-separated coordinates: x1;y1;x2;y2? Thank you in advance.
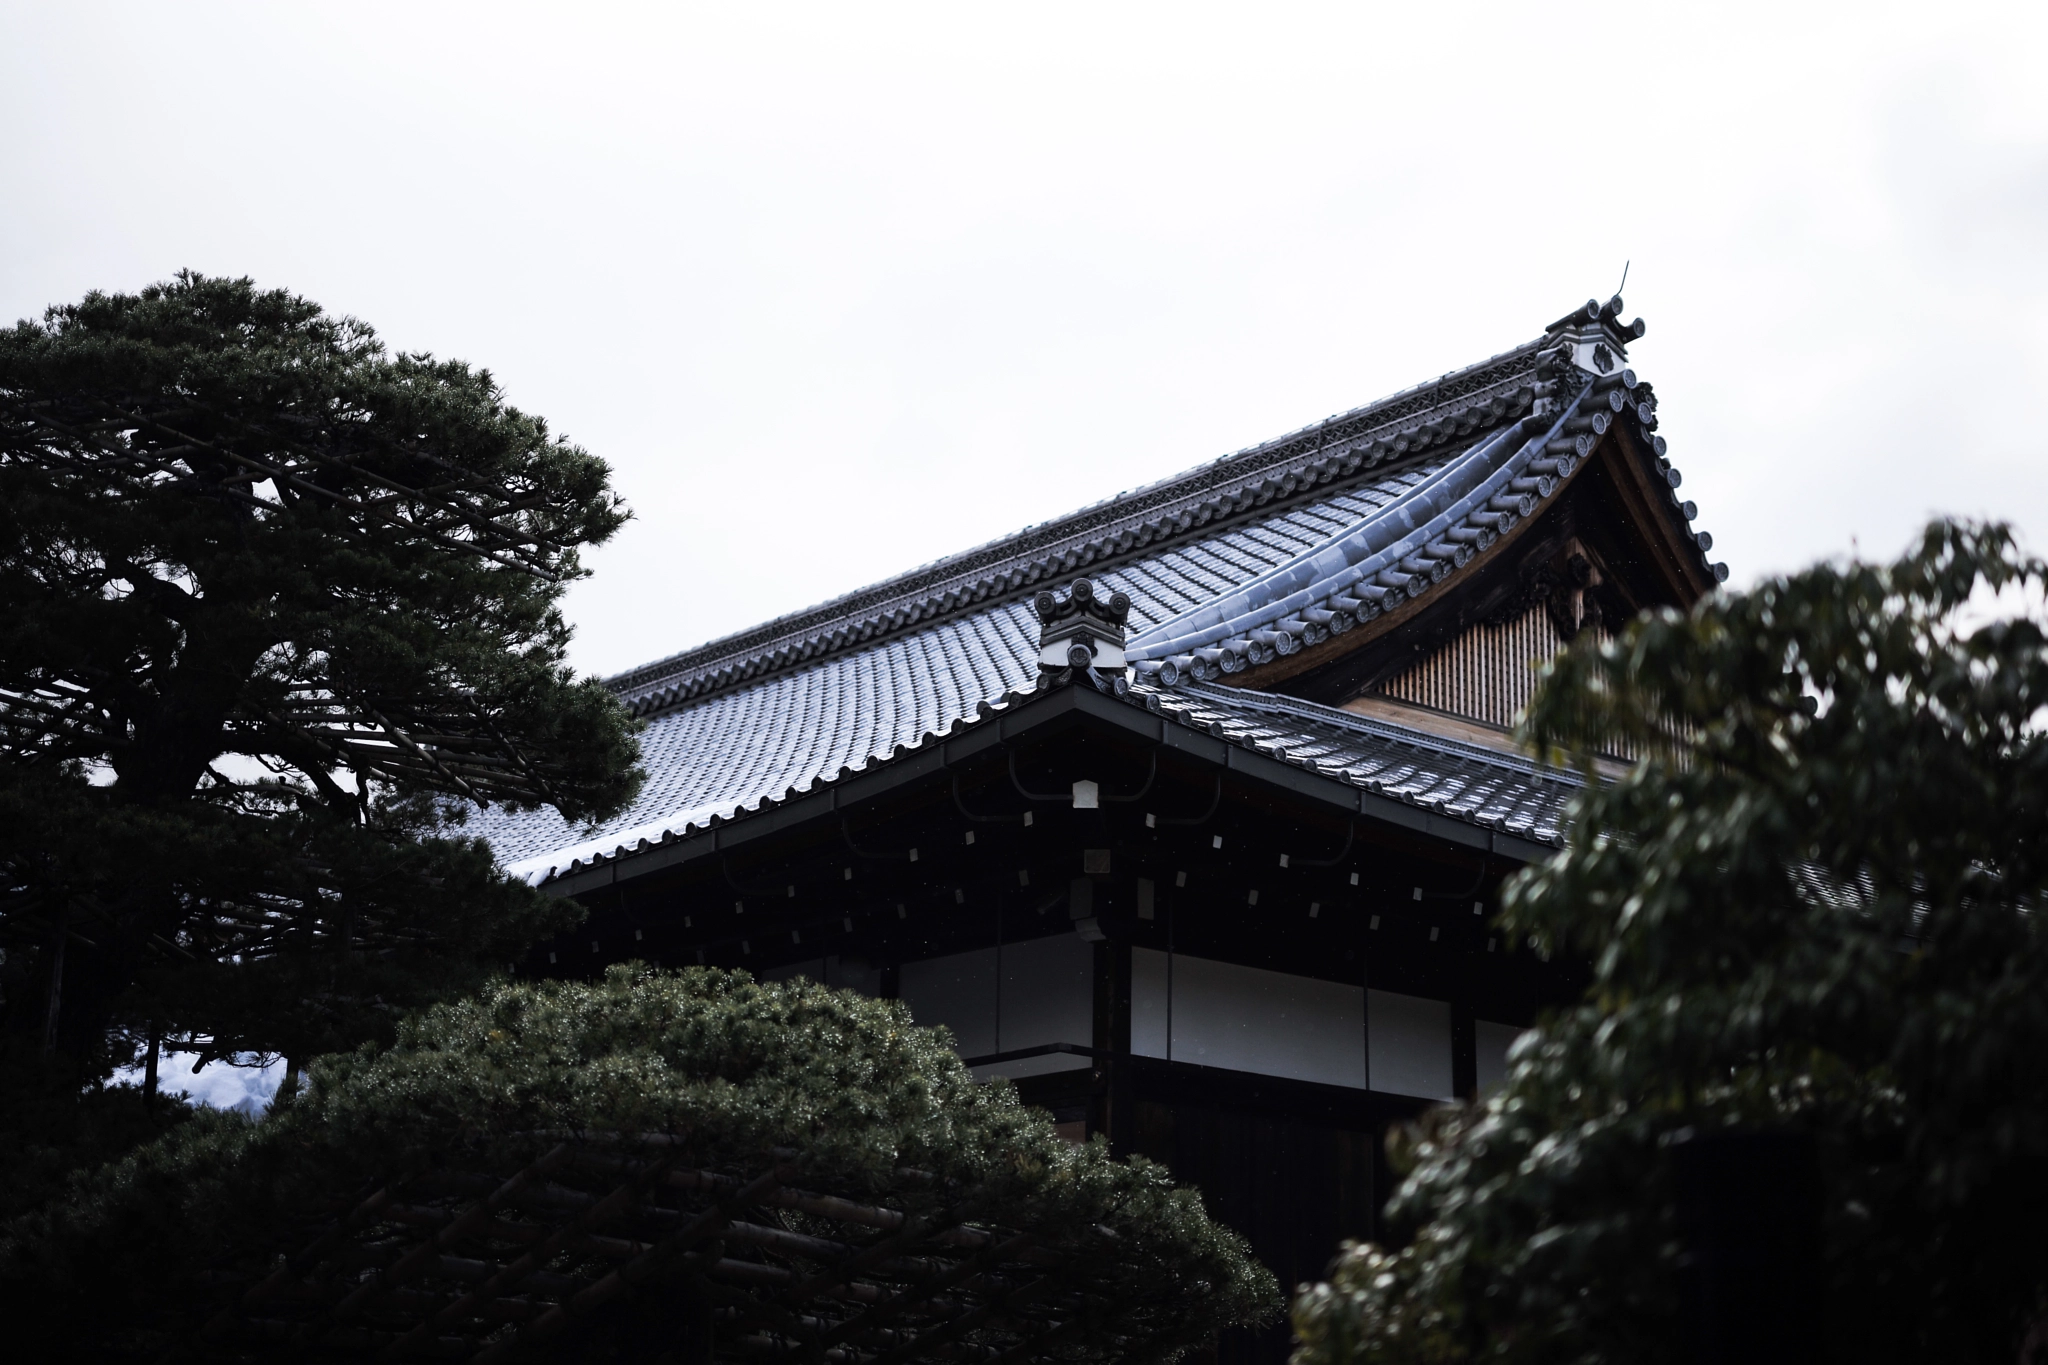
0;272;641;1071
1291;521;2048;1365
2;964;1279;1362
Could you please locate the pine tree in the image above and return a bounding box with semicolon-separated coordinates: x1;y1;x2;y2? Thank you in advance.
1;966;1279;1362
0;272;641;1102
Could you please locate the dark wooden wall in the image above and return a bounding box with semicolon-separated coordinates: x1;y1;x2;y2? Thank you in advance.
1130;1099;1379;1365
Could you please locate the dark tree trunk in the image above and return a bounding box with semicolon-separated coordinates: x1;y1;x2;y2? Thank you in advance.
41;915;66;1055
143;1025;161;1106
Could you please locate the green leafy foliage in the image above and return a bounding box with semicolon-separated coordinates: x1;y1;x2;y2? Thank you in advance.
0;1050;198;1225
0;272;641;1074
1291;521;2048;1364
2;964;1279;1361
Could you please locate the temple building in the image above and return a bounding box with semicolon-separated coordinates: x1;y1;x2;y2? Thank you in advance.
472;296;1721;1363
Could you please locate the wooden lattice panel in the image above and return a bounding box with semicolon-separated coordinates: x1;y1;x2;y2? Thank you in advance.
1376;606;1567;732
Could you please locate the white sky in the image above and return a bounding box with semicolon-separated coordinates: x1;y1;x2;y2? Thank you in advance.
110;1050;282;1117
5;2;2045;679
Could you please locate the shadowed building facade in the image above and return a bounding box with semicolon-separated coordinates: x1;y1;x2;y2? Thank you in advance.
473;296;1722;1364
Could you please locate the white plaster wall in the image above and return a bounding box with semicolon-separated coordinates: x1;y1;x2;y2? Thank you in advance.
761;955;883;997
991;932;1095;1078
900;934;1094;1079
1132;948;1366;1089
1131;947;1171;1059
1475;1019;1528;1095
1133;948;1454;1099
1369;990;1453;1101
900;947;998;1058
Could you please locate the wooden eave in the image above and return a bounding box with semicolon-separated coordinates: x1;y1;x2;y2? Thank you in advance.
540;681;1562;904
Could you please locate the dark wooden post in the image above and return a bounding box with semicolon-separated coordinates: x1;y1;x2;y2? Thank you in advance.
1451;999;1477;1099
1094;939;1133;1154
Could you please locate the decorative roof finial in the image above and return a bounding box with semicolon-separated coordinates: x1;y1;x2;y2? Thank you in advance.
1034;578;1132;686
1542;295;1648;378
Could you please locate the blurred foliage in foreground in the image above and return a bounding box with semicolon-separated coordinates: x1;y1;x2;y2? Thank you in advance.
2;964;1279;1361
1292;521;2048;1365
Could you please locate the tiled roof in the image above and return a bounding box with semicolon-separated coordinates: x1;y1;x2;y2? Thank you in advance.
470;298;1702;885
1128;396;1618;678
478;668;1582;889
1154;681;1579;844
473;458;1458;877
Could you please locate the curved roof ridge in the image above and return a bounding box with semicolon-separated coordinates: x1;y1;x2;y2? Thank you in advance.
1129;415;1539;658
1125;343;1726;688
605;334;1557;708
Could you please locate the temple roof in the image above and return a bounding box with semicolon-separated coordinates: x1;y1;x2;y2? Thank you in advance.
472;297;1713;886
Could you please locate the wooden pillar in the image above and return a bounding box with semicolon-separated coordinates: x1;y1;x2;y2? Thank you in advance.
1451;998;1478;1100
1094;939;1133;1154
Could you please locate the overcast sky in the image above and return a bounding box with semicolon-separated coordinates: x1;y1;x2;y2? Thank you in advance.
5;3;2045;678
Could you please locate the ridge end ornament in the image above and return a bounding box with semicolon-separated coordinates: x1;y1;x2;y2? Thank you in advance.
1035;578;1132;688
1542;293;1647;378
